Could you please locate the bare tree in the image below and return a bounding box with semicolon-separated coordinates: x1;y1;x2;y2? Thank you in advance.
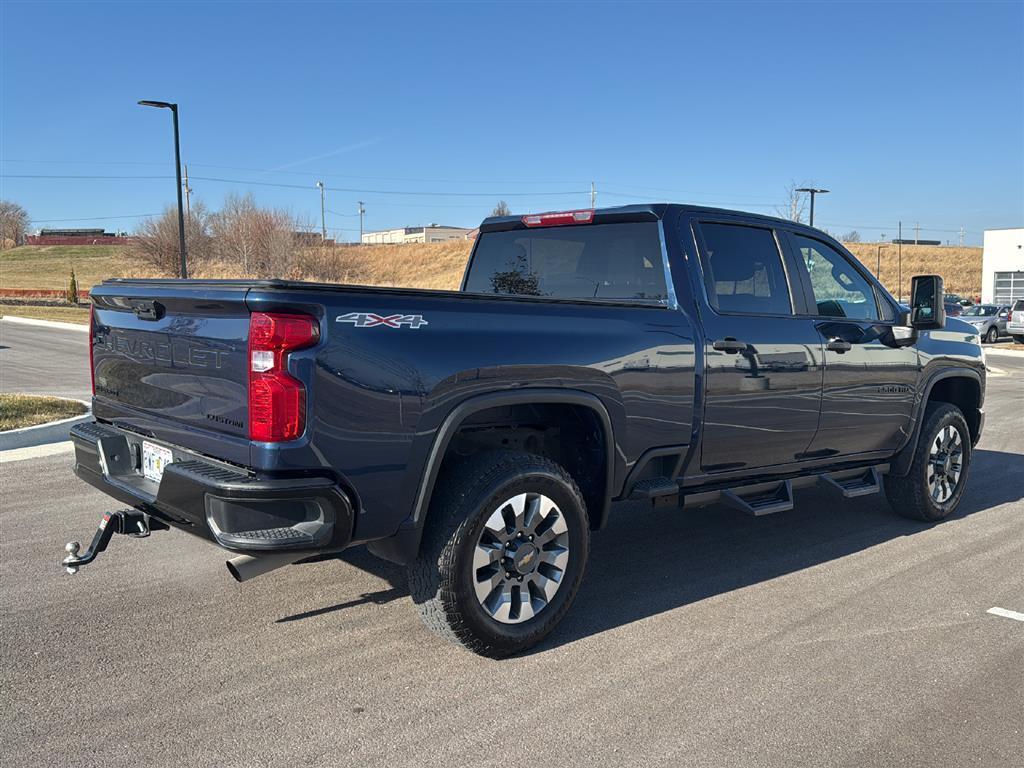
210;193;298;277
776;182;809;224
491;200;511;217
127;202;213;275
0;200;29;248
841;230;861;243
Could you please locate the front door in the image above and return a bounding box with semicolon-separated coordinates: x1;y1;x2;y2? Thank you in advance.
692;219;825;472
785;233;918;456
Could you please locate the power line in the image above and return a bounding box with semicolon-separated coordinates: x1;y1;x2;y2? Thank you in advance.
6;174;171;180
1;160;590;186
599;190;779;209
2;173;585;198
29;213;162;223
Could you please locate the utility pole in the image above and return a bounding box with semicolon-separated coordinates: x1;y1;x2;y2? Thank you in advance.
914;222;921;245
795;187;829;227
316;181;326;243
590;181;596;208
898;221;903;302
958;226;965;247
358;201;365;244
182;164;192;218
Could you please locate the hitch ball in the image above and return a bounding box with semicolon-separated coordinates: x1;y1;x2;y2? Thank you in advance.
64;542;81;575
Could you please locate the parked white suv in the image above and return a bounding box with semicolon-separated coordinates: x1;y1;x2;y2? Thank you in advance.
1008;300;1024;343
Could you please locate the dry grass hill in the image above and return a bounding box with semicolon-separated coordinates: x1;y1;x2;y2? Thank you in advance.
1;239;983;302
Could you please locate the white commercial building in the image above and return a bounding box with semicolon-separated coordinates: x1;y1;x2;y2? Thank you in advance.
981;228;1024;304
361;225;472;245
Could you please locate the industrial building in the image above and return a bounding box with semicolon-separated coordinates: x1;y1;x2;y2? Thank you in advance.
361;224;472;245
981;228;1024;304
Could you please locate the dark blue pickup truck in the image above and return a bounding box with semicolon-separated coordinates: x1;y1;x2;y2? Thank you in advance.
65;204;985;657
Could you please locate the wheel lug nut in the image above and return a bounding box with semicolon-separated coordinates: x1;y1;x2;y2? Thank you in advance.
517;576;523;581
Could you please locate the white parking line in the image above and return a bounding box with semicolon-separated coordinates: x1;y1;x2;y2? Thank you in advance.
987;607;1024;623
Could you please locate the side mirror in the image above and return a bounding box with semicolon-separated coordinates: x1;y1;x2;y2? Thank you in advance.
910;274;945;330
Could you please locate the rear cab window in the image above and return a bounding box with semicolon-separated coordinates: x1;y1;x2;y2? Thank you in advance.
464;222;668;303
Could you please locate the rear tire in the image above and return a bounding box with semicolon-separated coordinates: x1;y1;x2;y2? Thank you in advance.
1014;335;1024;344
408;450;590;658
884;402;971;521
985;326;999;344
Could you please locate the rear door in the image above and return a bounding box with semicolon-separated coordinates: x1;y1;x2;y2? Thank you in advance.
783;232;918;456
691;218;824;472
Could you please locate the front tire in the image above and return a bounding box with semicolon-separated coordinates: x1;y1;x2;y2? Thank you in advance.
408;450;590;658
885;403;971;521
985;326;999;344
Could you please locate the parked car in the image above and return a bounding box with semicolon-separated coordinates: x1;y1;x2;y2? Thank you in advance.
1008;299;1024;343
961;304;1010;343
944;293;973;307
63;204;986;657
944;301;963;318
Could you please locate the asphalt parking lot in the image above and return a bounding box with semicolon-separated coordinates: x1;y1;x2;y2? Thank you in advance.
1;322;1022;768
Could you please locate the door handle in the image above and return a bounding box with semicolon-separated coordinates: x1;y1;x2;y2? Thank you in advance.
712;338;747;354
826;338;852;353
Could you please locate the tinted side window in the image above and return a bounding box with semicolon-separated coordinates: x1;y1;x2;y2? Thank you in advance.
697;223;792;315
793;235;879;321
464;222;667;302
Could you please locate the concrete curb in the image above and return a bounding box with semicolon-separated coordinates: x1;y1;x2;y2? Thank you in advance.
0;441;75;464
0;404;92;451
0;315;89;333
985;347;1024;358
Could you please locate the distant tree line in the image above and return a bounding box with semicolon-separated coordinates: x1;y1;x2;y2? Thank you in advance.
0;200;29;248
129;193;310;277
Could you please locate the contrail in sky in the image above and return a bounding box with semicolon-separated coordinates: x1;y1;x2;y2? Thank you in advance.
263;137;384;174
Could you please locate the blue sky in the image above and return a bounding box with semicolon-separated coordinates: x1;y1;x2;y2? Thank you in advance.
1;1;1021;245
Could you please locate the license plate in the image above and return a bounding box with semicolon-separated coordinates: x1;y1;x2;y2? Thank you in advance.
142;441;174;483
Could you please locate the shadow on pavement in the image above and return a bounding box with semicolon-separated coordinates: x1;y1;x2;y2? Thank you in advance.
278;449;1024;651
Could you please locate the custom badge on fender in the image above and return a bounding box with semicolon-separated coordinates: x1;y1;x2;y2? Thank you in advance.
336;312;429;329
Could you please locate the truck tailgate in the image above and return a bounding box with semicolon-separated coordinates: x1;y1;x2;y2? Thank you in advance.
90;282;252;464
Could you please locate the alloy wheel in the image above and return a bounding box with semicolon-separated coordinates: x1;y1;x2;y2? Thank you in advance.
472;492;570;624
927;424;964;503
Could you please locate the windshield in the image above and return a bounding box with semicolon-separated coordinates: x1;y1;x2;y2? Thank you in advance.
963;305;997;316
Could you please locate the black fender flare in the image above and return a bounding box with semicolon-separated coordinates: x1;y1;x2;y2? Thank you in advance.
368;388;617;565
891;366;984;476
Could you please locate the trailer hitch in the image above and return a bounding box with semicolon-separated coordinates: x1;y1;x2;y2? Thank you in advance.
62;510;169;574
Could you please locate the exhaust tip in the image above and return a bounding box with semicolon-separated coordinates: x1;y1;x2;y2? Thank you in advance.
226;552;303;582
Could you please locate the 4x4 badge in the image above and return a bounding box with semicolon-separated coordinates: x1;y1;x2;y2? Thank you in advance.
336;312;429;329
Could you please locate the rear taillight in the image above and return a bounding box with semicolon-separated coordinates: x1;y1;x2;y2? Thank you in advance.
522;209;594;227
88;304;96;396
1009;310;1014;322
247;312;319;442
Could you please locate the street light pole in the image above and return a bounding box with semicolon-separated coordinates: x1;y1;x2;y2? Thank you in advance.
358;201;365;244
795;187;829;228
876;244;887;279
139;100;188;279
316;181;327;243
